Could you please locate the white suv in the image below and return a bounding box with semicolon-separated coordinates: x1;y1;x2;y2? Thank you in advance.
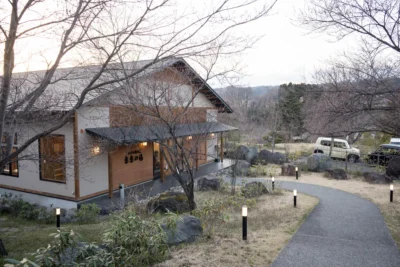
314;137;360;162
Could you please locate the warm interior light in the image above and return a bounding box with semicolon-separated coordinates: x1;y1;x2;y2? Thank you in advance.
293;190;297;196
390;184;394;191
242;205;247;217
142;142;147;147
211;133;215;137
272;177;275;182
188;136;192;140
56;208;61;215
91;145;100;155
295;167;298;172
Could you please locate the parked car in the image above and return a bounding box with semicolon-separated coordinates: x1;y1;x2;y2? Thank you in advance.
390;137;400;145
367;144;400;166
314;137;360;162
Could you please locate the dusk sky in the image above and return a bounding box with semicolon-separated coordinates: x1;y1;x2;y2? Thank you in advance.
7;0;361;88
236;0;358;87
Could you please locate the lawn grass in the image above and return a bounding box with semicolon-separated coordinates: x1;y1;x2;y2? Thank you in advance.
0;216;110;265
278;173;400;247
156;190;318;267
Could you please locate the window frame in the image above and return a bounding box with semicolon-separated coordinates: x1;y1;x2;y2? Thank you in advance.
39;134;67;184
1;147;19;177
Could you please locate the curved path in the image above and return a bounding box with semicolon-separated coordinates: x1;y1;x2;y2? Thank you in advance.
271;181;400;267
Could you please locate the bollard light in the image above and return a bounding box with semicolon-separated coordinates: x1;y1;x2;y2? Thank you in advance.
293;190;297;207
242;205;247;240
272;177;275;191
390;184;394;202
119;184;125;203
295;167;299;180
56;208;61;229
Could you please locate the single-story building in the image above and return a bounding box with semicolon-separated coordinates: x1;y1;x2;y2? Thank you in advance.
0;58;236;209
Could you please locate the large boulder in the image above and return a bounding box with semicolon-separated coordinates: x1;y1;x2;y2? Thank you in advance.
197;178;221;191
245;147;259;163
147;192;192;214
241;181;268;198
386;157;400;180
281;163;298;176
234;145;250;160
325;169;348;180
233;160;251;176
307;154;332;172
363;172;392;184
162;215;203;245
253;150;287;165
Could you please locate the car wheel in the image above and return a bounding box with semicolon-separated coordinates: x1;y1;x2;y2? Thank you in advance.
348;154;357;163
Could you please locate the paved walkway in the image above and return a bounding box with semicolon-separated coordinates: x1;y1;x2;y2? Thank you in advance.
272;181;400;267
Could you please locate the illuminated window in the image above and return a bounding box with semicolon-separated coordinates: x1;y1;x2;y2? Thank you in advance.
1;147;18;177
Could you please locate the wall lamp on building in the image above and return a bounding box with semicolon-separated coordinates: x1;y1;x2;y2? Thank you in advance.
211;133;215;137
187;136;192;140
91;145;100;156
141;142;147;147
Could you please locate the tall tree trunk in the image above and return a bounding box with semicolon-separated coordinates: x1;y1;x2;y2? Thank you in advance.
0;2;18;163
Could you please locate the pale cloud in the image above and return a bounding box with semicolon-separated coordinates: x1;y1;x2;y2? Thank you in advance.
235;0;358;86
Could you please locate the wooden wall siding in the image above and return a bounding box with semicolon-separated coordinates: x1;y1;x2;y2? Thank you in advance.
110;144;154;189
109;106;208;128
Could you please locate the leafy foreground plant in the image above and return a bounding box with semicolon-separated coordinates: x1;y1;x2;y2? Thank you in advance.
5;210;172;267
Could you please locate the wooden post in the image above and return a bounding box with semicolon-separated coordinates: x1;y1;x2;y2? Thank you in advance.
220;133;224;162
108;152;113;198
160;144;165;182
73;112;80;199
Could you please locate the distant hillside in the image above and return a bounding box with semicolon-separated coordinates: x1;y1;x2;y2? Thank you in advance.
251;85;279;96
214;85;279;96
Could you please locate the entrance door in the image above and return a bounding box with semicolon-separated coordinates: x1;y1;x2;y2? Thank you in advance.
39;135;66;182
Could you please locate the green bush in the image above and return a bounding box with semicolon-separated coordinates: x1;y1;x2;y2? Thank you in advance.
0;193;54;223
103;209;169;266
248;164;268;177
263;132;284;144
7;211;170;267
75;203;101;224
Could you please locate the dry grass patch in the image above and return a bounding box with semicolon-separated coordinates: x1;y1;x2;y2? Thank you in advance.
157;190;318;267
279;173;400;246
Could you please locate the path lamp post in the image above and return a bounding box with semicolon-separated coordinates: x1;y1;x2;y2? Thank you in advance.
56;208;61;229
272;177;275;191
242;205;247;240
390;184;394;202
293;190;297;208
295;167;299;180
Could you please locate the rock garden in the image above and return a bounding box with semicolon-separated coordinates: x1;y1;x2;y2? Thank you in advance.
0;167;318;267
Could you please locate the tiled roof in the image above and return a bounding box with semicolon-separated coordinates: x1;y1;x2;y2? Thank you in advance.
86;121;237;144
9;58;233;112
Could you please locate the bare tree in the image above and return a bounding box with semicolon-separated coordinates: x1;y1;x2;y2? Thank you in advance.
0;0;277;170
300;0;400;137
303;46;400;137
